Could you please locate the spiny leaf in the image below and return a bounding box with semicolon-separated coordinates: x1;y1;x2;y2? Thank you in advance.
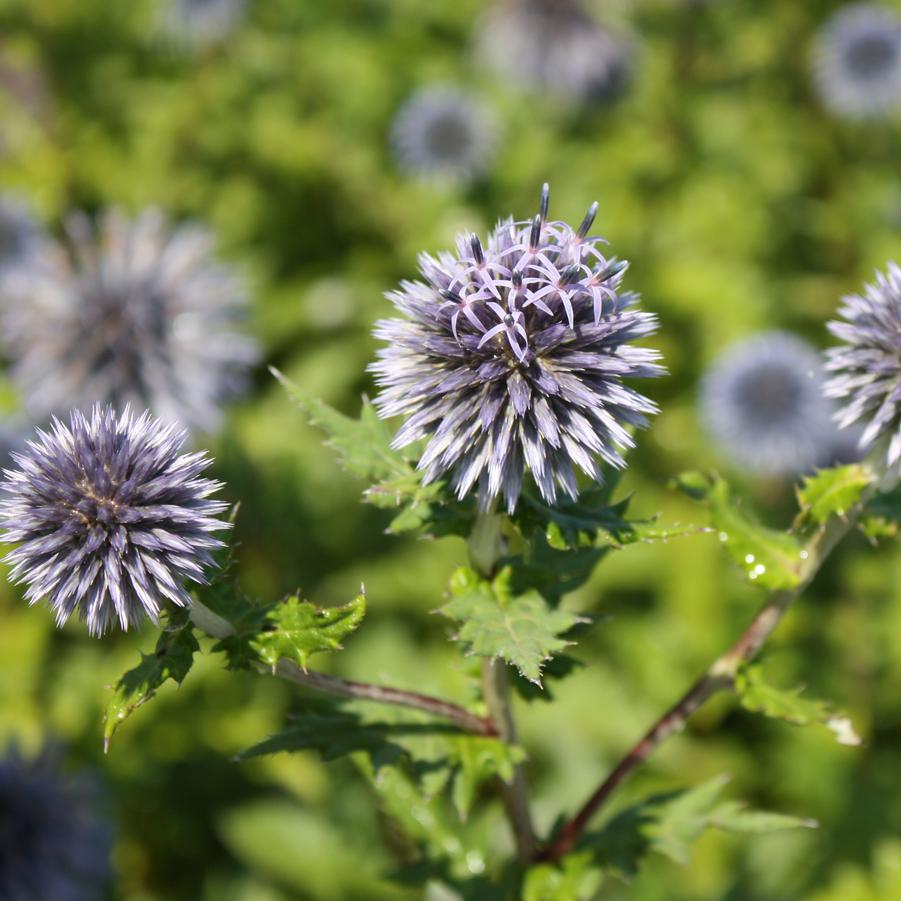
584;775;815;876
797;464;872;526
440;567;585;685
673;472;805;590
518;485;701;551
250;593;366;671
449;735;524;820
103;611;198;751
735;662;861;747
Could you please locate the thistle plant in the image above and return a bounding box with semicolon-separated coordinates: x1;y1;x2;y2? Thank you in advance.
4;192;901;900
0;208;258;435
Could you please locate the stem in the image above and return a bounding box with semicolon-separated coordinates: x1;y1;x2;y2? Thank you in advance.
468;510;538;863
189;599;497;737
538;494;870;863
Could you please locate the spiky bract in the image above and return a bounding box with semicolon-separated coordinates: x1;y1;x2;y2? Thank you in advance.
812;3;901;119
825;263;901;466
475;0;633;103
390;86;498;184
1;208;257;435
370;185;664;513
701;331;835;476
1;405;228;635
0;743;111;901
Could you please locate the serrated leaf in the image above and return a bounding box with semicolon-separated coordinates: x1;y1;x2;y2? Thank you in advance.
449;735;525;820
518;485;700;551
673;472;805;590
797;464;872;525
735;663;861;746
103;612;199;750
250;593;366;671
441;567;584;685
584;775;815;876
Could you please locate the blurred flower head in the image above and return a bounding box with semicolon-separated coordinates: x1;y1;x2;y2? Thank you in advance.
0;195;44;275
812;3;901;119
0;743;111;901
825;263;901;466
1;404;229;636
371;184;664;513
701;331;835;476
1;208;258;435
160;0;248;48
390;86;499;184
475;0;633;103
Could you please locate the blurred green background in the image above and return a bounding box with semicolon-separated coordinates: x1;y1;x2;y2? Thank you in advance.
1;0;901;898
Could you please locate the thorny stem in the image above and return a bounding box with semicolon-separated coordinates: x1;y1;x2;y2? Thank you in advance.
538;487;875;863
468;511;539;864
188;599;497;737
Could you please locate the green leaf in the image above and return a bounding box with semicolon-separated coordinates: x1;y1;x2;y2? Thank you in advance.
860;486;901;542
449;735;524;820
103;611;199;751
585;776;815;876
673;472;805;590
274;367;471;538
735;662;861;747
249;593;366;671
237;706;457;769
441;567;585;685
518;484;701;551
797;464;872;525
523;852;603;901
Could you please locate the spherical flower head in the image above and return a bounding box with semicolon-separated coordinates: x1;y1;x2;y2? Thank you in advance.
825;263;901;466
390;86;499;184
0;405;229;636
701;331;835;477
160;0;247;48
475;0;633;103
370;185;664;513
0;194;44;275
1;208;258;436
0;743;111;901
812;3;901;120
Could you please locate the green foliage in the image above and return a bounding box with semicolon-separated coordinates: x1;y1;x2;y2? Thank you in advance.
103;610;199;750
523;852;603;901
584;775;815;878
735;662;862;746
250;593;366;671
860;486;901;542
675;472;806;589
441;567;585;685
797;465;873;526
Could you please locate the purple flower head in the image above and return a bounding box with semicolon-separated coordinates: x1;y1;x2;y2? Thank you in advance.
475;0;633;103
825;263;901;466
0;742;111;901
1;208;258;436
701;332;836;477
370;185;664;513
0;405;229;636
390;86;499;184
812;4;901;120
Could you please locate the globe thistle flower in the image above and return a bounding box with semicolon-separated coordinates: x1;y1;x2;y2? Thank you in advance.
370;185;664;513
0;405;229;636
475;0;633;104
812;4;901;120
0;195;44;275
390;86;499;184
0;743;111;901
1;208;258;435
160;0;248;48
825;263;901;466
700;332;835;477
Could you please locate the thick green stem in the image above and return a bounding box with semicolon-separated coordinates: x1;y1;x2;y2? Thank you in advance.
468;510;538;864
